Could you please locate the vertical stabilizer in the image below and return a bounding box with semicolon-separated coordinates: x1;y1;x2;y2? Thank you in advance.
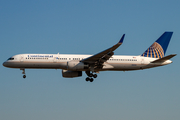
141;32;173;58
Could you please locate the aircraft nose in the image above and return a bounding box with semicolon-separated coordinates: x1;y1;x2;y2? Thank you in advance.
3;62;7;67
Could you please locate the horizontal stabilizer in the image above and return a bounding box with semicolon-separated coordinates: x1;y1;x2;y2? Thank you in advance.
151;54;177;63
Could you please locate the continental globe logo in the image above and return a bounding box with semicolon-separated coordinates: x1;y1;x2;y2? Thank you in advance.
141;42;164;58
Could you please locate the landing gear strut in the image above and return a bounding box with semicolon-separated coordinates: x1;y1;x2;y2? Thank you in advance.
85;71;98;82
20;68;26;79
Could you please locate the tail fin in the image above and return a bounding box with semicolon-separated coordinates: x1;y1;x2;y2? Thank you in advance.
141;32;173;58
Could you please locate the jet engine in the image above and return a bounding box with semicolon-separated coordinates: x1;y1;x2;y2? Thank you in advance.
62;70;82;78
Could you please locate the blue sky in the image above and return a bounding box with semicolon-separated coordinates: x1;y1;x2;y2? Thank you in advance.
0;0;180;120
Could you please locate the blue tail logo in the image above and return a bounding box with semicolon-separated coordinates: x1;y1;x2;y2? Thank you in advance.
141;32;173;58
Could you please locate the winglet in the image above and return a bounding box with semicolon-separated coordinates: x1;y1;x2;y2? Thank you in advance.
119;34;125;44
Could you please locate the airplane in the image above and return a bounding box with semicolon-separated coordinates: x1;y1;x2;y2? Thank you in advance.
3;32;176;82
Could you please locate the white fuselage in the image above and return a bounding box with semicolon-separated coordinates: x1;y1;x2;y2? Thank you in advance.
3;32;175;81
3;54;172;71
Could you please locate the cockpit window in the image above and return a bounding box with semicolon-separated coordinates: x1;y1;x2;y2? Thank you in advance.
8;57;14;60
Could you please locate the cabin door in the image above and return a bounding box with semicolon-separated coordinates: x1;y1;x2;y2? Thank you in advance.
141;58;144;65
20;56;24;62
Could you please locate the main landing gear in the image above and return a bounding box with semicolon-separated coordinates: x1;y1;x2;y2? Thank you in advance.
85;71;97;82
20;68;26;78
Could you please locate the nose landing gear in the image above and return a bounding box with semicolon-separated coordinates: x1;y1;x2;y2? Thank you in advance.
20;68;26;78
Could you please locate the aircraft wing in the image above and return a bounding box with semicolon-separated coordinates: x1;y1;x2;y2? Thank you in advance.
81;34;125;65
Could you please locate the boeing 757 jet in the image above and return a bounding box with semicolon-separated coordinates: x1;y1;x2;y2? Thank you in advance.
3;32;176;82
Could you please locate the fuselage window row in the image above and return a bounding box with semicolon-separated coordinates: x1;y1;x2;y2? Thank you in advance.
58;58;82;60
56;58;138;61
26;58;48;60
24;57;137;61
57;58;67;60
109;59;137;61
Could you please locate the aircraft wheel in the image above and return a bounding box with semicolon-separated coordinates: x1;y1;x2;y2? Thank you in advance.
86;77;88;81
23;75;26;79
93;74;97;78
90;78;94;82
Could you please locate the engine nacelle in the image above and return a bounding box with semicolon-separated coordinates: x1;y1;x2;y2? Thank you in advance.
62;70;82;78
67;61;89;71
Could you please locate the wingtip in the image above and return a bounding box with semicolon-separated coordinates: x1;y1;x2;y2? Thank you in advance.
119;34;125;44
172;54;177;56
